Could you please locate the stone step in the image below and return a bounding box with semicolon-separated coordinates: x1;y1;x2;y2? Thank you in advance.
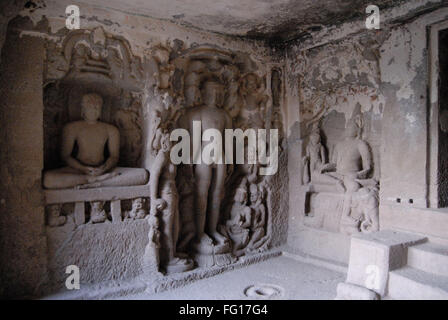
408;242;448;277
388;267;448;300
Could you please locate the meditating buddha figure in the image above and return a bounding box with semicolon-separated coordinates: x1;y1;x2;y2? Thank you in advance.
43;93;148;189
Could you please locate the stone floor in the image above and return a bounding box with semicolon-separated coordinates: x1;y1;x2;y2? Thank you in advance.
118;255;345;300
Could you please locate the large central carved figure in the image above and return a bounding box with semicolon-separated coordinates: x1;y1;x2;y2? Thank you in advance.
178;80;233;248
43;93;148;189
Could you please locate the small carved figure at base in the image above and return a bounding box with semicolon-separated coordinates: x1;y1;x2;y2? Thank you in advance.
89;200;108;224
126;198;147;220
47;204;66;227
340;214;361;235
226;187;252;257
339;178;361;235
142;213;162;277
246;184;269;252
339;178;379;235
357;187;379;233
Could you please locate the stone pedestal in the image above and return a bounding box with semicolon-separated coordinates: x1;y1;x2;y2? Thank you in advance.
336;230;427;299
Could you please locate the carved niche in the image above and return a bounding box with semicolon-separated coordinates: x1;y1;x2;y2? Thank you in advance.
44;27;146;171
301;118;379;235
145;45;282;272
42;27;152;234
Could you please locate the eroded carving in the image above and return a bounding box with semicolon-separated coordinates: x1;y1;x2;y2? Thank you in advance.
125;198;148;220
150;131;193;273
176;165;196;254
89;200;108;224
303;120;379;235
113;93;143;167
236;73;268;130
340;181;379;235
142;213;162;276
46;204;66;227
62;27;144;88
327;122;372;182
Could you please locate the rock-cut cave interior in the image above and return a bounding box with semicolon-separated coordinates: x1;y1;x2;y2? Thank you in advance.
1;0;448;301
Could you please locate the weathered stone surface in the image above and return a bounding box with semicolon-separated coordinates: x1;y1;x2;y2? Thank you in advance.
1;0;448;301
0;24;47;299
46;220;150;292
335;282;379;300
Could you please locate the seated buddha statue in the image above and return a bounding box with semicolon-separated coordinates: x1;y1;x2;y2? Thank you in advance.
43;93;148;189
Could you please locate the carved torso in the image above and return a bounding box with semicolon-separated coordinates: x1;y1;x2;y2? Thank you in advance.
307;143;324;172
180;104;232;150
238;94;266;128
64;121;118;166
334;139;369;175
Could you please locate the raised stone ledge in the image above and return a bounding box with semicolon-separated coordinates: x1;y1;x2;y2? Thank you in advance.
44;184;150;204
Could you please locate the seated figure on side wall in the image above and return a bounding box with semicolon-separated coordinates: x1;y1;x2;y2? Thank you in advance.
43;93;148;189
303;121;377;234
302;128;345;192
326;121;372;185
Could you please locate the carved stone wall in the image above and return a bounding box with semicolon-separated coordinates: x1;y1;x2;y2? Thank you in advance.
288;33;383;234
290;33;385;178
285;31;384;264
0;3;287;296
143;44;286;270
